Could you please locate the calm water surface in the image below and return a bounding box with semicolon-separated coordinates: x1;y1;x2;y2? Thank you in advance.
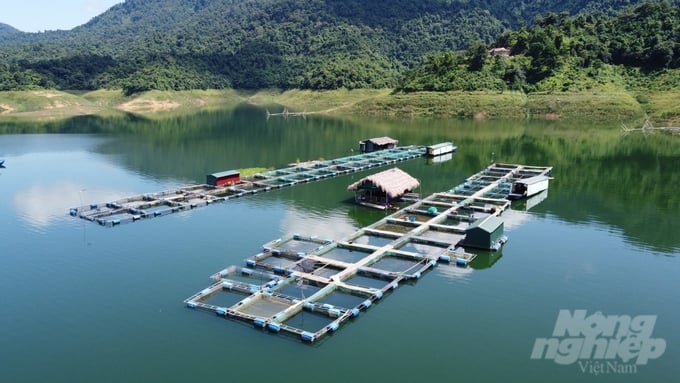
1;106;678;383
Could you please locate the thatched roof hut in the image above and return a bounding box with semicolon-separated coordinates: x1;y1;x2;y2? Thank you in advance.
347;168;420;208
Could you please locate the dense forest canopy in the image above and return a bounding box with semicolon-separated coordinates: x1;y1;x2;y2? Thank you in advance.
0;0;678;93
400;1;680;92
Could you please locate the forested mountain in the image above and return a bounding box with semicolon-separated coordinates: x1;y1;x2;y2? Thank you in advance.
400;1;680;92
0;23;21;37
0;0;676;92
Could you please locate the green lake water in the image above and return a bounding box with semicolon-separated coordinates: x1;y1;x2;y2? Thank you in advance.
0;105;678;382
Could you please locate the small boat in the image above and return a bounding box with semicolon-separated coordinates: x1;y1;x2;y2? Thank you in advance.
508;175;550;200
0;159;5;167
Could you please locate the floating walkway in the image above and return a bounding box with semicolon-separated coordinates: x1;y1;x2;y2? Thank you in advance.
185;163;553;343
69;146;427;226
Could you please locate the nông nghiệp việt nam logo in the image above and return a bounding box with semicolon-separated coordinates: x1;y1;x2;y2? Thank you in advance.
531;310;666;374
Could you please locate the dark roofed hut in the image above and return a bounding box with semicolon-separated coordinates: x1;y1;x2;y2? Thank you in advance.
463;215;506;251
359;136;398;153
347;167;420;209
207;170;240;186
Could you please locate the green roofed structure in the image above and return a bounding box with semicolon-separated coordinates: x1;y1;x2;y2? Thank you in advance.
463;215;507;251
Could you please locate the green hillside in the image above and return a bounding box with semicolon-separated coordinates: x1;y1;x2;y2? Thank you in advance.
1;0;674;93
400;2;680;93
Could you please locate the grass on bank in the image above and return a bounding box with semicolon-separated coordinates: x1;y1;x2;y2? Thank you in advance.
639;92;680;123
0;86;678;123
0;89;247;121
245;88;391;114
350;91;528;119
526;90;644;121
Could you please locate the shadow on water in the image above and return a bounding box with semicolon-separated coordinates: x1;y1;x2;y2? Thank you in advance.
470;249;505;270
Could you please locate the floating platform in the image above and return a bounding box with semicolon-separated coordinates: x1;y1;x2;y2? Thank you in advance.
426;142;457;156
185;163;553;343
69;145;428;227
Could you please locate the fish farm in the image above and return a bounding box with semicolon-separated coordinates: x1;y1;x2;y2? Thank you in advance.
185;163;553;343
69;145;428;226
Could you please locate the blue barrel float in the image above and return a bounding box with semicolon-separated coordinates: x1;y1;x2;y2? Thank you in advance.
326;321;340;332
301;331;315;343
438;254;452;263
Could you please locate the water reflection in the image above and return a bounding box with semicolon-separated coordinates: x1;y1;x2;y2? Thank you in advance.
502;208;536;231
14;182;111;228
435;262;474;283
2;106;678;254
277;206;357;240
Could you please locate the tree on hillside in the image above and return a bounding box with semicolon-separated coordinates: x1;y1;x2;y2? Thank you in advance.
467;41;489;71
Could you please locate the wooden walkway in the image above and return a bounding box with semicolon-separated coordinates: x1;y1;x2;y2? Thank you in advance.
185;163;553;343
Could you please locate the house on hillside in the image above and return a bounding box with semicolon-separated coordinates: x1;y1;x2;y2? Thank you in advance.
347;167;419;210
488;47;511;57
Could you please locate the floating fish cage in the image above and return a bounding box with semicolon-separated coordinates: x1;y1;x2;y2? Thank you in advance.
305;169;338;178
393;210;446;223
363;252;431;277
345;271;399;290
185;163;553;343
346;230;400;248
314;243;376;264
253;178;296;188
187;232;438;342
262;234;333;254
393;238;451;258
414;226;466;244
372;220;420;234
428;193;470;205
72;145;429;227
188;266;391;343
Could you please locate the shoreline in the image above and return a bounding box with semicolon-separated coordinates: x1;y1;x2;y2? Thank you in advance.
0;88;677;124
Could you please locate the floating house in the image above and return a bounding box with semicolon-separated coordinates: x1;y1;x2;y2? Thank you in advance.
426;142;457;157
462;215;507;251
207;170;240;187
508;175;550;200
359;137;399;153
347;167;420;209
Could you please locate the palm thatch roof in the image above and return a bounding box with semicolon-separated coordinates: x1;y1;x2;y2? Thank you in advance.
347;167;420;198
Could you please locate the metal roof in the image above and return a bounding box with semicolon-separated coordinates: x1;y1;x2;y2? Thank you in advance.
362;136;398;146
513;175;550;186
347;167;419;198
209;170;240;178
427;142;453;150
